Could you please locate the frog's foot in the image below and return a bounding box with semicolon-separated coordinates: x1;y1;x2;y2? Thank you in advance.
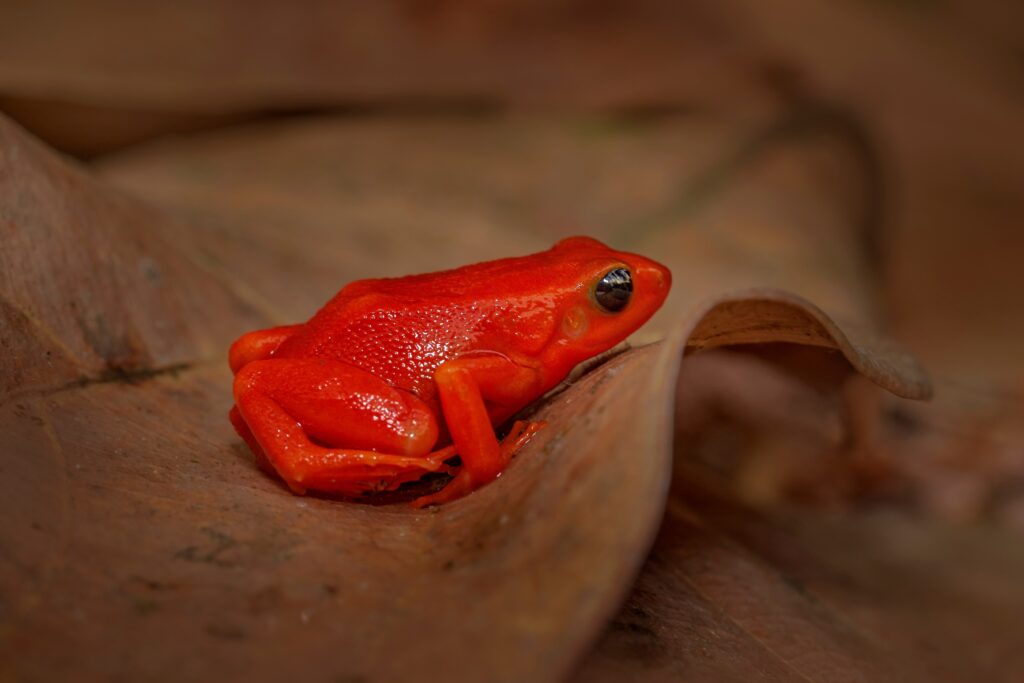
501;419;547;453
232;358;451;496
411;419;546;508
287;444;457;495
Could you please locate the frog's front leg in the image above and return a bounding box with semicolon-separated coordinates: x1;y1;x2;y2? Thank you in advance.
412;355;546;507
232;358;455;495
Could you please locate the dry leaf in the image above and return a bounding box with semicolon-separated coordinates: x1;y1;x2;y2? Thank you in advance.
0;115;676;682
576;491;1024;683
0;114;939;681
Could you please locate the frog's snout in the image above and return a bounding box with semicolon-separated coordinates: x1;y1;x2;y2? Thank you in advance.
635;258;672;302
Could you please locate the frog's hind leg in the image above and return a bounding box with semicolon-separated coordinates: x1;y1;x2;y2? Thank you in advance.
232;358;454;496
229;406;277;476
228;325;303;468
229;324;302;374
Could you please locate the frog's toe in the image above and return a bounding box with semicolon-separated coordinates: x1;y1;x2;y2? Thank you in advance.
410;470;476;508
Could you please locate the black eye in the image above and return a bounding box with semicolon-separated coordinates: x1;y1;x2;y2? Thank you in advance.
595;268;632;312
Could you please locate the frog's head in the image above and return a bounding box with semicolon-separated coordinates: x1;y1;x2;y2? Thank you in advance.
539;235;671;376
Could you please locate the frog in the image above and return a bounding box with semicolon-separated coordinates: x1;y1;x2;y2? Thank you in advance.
228;236;671;506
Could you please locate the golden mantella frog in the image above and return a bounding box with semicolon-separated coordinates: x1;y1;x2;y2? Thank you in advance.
228;236;671;506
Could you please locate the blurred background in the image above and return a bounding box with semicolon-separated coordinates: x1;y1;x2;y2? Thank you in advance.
2;1;1023;680
3;0;1022;357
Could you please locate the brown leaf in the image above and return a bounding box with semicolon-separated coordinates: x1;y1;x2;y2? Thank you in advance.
0;117;263;397
0;113;933;682
682;290;931;400
576;493;1024;683
1;115;682;682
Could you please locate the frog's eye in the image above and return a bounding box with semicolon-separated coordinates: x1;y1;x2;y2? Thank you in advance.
594;268;632;312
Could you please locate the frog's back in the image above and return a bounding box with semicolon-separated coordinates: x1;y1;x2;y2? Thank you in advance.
274;259;563;399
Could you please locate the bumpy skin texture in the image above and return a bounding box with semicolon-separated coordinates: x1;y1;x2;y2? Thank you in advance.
229;236;671;506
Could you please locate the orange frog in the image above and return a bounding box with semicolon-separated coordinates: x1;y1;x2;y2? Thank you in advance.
228;236;671;506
